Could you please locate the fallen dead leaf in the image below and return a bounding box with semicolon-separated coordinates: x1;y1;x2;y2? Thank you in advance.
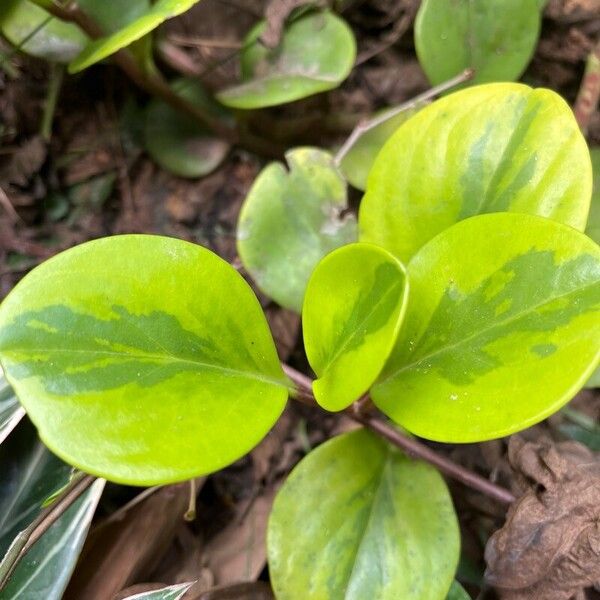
65;481;204;600
485;435;600;600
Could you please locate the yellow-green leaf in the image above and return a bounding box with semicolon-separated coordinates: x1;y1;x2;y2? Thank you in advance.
303;243;408;411
372;213;600;442
69;0;201;73
360;83;592;263
0;235;288;485
267;429;460;600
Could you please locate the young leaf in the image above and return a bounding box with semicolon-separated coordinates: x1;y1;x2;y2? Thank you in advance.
303;243;408;411
0;235;289;485
0;372;24;445
237;147;357;312
0;420;72;556
217;11;356;109
372;213;600;442
1;479;104;600
0;0;88;62
69;0;201;73
415;0;541;86
360;83;592;262
121;582;195;600
267;428;460;599
339;105;420;191
144;78;231;178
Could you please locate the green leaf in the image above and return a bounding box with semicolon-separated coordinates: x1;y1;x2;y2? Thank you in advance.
0;235;288;485
0;420;72;556
447;581;470;600
144;78;231;178
217;10;356;109
372;213;600;442
415;0;541;86
339;105;420;191
267;428;460;599
69;0;201;73
303;243;408;411
559;407;600;451
237;147;357;312
0;372;24;445
77;0;151;34
360;83;592;262
1;479;104;600
0;0;88;62
121;582;195;600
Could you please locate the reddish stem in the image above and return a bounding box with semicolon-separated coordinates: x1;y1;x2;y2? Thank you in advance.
282;364;516;506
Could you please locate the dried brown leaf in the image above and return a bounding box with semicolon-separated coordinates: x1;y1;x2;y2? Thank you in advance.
485;435;600;600
0;136;46;187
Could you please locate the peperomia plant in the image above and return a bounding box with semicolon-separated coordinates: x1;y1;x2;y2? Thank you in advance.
0;82;599;598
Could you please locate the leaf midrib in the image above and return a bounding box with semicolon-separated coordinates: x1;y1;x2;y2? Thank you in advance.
2;347;287;389
320;278;403;374
381;277;600;383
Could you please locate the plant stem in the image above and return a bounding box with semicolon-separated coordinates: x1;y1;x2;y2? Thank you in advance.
334;68;475;167
573;39;600;135
0;472;95;591
38;2;281;158
282;364;516;506
40;63;64;141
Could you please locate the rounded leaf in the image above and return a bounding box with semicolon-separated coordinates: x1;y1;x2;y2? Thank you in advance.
0;235;288;485
303;243;408;411
237;147;357;312
0;0;88;62
415;0;541;86
267;428;460;600
360;83;592;262
217;11;356;109
144;79;231;178
447;581;470;600
372;213;600;442
339;105;420;191
69;0;201;73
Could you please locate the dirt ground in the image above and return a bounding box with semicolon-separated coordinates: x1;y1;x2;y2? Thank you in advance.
1;1;600;598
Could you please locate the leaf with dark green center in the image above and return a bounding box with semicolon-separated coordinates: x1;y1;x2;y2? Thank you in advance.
303;243;408;411
339;105;420;191
267;428;460;599
360;83;592;262
0;372;23;445
0;0;88;62
0;235;288;485
237;147;357;312
144;78;231;178
121;582;195;600
217;10;356;109
69;0;201;73
415;0;541;86
372;213;600;442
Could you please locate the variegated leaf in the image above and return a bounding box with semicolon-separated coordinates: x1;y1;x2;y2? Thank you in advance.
0;235;288;485
372;213;600;442
360;83;592;262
